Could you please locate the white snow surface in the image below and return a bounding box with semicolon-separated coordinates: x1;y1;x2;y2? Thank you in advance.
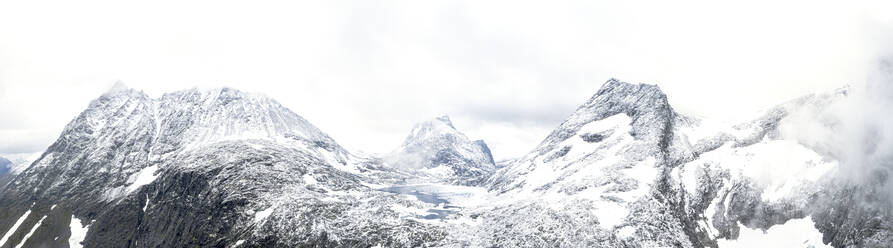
1;152;41;174
143;194;150;212
254;207;274;223
13;214;47;248
0;209;31;246
302;174;317;185
486;113;662;231
126;165;160;194
686;138;836;202
616;226;637;240
507;113;635;193
717;216;831;248
69;216;90;248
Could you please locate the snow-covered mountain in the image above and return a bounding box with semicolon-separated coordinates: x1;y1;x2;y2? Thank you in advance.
0;84;450;247
385;115;496;186
474;79;886;247
0;79;887;247
0;155;37;191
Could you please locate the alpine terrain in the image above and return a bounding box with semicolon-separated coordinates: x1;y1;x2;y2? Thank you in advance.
0;79;888;247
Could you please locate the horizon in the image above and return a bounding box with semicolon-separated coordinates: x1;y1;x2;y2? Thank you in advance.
0;76;856;162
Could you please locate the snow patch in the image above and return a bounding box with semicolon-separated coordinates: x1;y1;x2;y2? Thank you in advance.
445;215;481;227
594;202;628;229
68;216;90;248
614;157;658;202
564;113;633;161
578;114;633;135
421;165;452;178
390;204;430;216
126;165;160;194
716;216;830;248
0;209;31;246
232;240;245;247
303;174;317;185
143;194;150;212
13;214;47;248
677;164;700;195
254;207;274;223
616;226;637;239
693;139;837;202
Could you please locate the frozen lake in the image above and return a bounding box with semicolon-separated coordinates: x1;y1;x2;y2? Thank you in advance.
377;184;487;220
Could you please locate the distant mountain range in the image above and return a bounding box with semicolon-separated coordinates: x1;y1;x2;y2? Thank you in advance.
0;157;11;176
0;79;887;247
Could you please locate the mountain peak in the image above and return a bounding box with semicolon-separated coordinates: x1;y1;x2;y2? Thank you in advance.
110;80;128;91
391;115;496;186
102;80;136;96
65;84;350;168
589;78;666;107
403;115;459;143
530;78;675;159
435;115;455;129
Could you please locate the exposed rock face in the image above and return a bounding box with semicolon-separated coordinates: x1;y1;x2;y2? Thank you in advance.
0;79;888;247
386;115;496;186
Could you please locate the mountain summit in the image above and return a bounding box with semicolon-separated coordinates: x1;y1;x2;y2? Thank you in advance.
386;115;496;185
489;78;678;192
0;87;394;247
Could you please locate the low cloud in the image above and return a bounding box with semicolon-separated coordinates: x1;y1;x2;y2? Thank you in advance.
0;0;891;161
0;129;56;154
779;55;893;211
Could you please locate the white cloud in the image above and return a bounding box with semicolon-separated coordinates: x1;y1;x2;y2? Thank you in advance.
0;0;890;160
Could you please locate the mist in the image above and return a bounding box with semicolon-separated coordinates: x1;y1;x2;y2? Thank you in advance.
776;56;893;216
2;0;891;161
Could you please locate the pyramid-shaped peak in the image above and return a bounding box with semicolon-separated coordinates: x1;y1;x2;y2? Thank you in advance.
574;78;671;117
102;80;136;96
391;115;496;186
529;78;676;157
593;78;664;100
435;115;455;129
110;80;129;91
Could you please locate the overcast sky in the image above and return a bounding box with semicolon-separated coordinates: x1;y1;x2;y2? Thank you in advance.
1;0;891;160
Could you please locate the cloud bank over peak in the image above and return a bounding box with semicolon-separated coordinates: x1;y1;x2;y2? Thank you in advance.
0;0;891;160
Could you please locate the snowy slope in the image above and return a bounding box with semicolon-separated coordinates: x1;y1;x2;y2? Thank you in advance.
472;79;880;247
475;79;693;247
